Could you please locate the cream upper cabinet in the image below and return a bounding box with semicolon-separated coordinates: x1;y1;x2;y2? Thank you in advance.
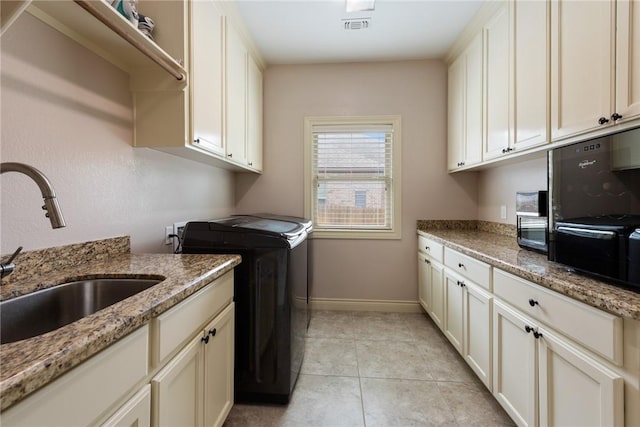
511;0;550;152
225;19;264;172
190;0;224;156
483;4;511;160
247;55;264;171
448;31;483;171
225;19;248;166
551;0;615;140
616;0;640;123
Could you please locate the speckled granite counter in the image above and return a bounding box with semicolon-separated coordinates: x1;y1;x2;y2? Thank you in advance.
417;221;640;321
0;237;241;411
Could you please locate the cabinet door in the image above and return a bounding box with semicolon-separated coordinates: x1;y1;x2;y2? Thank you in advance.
225;20;248;164
418;253;431;312
429;261;445;330
463;282;493;391
551;0;615;141
190;0;224;155
616;0;640;123
247;55;263;171
102;385;151;427
483;5;510;160
203;304;235;427
493;300;537;427
512;0;549;151
465;31;484;166
444;271;465;354
537;327;624;427
152;335;204;427
447;54;465;171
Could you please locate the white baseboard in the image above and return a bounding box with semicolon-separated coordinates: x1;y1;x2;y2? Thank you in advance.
309;298;423;313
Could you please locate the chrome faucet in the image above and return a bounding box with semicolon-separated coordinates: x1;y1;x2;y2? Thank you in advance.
1;162;66;228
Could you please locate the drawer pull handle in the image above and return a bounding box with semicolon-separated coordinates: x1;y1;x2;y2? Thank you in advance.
201;335;210;344
524;325;533;334
458;263;465;268
457;280;466;287
209;328;217;337
425;246;430;251
425;259;430;264
528;299;539;307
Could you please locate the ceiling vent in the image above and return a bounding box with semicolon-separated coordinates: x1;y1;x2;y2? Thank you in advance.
343;18;371;30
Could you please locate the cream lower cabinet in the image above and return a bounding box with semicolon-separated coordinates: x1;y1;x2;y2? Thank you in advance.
493;300;624;427
418;234;445;330
152;303;234;427
102;385;152;427
444;269;493;390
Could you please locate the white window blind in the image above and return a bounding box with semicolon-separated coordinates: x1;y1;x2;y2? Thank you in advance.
311;123;394;231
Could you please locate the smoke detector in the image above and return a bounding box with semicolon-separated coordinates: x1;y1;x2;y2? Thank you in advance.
343;18;371;30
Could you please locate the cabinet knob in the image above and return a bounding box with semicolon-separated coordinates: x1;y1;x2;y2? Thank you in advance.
201;335;210;344
456;280;465;287
249;162;253;166
611;112;623;121
598;116;610;125
528;298;539;307
193;138;200;144
209;328;217;337
533;330;543;339
524;325;533;334
425;259;430;264
227;153;233;158
425;246;430;251
458;262;465;269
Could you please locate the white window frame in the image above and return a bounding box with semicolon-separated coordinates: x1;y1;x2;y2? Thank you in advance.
304;115;402;239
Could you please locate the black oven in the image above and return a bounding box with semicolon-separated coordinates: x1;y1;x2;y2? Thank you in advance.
549;126;640;291
554;216;640;289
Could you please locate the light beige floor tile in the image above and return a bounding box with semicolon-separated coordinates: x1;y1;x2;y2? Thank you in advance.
401;312;447;342
419;338;478;383
352;312;416;341
225;375;364;427
307;310;355;339
361;377;457;426
301;338;358;376
437;381;515;426
280;374;365;427
356;340;433;380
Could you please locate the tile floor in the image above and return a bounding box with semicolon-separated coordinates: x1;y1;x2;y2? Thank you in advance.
224;310;515;427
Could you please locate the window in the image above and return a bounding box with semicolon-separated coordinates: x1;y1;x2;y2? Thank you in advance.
304;116;402;239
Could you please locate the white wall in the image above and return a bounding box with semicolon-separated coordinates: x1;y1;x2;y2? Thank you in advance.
0;14;235;254
477;153;548;224
236;61;478;301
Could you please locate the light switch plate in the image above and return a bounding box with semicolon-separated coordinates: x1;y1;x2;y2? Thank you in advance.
500;205;507;220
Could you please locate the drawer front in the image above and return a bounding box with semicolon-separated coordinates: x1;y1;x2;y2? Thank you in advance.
153;271;234;366
418;234;444;263
2;325;149;426
444;247;491;290
493;268;623;365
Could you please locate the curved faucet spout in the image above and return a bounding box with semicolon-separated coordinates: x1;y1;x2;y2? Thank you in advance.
0;162;66;229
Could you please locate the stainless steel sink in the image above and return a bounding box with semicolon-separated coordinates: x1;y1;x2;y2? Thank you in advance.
0;278;163;345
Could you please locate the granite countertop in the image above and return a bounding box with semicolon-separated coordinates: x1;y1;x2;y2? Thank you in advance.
0;238;241;411
417;222;640;321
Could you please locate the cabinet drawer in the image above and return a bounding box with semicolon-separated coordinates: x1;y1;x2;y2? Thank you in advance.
418;234;444;263
152;271;234;366
2;325;149;426
444;247;491;290
493;268;623;365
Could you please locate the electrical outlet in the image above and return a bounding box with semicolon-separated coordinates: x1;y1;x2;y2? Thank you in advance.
164;225;173;245
500;205;507;220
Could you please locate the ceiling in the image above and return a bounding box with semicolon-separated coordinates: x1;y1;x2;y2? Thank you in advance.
234;0;485;65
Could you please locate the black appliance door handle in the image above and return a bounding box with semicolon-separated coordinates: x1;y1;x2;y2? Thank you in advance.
556;226;616;240
254;260;261;381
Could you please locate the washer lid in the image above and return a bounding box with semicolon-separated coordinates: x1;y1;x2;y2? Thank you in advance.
208;215;306;240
